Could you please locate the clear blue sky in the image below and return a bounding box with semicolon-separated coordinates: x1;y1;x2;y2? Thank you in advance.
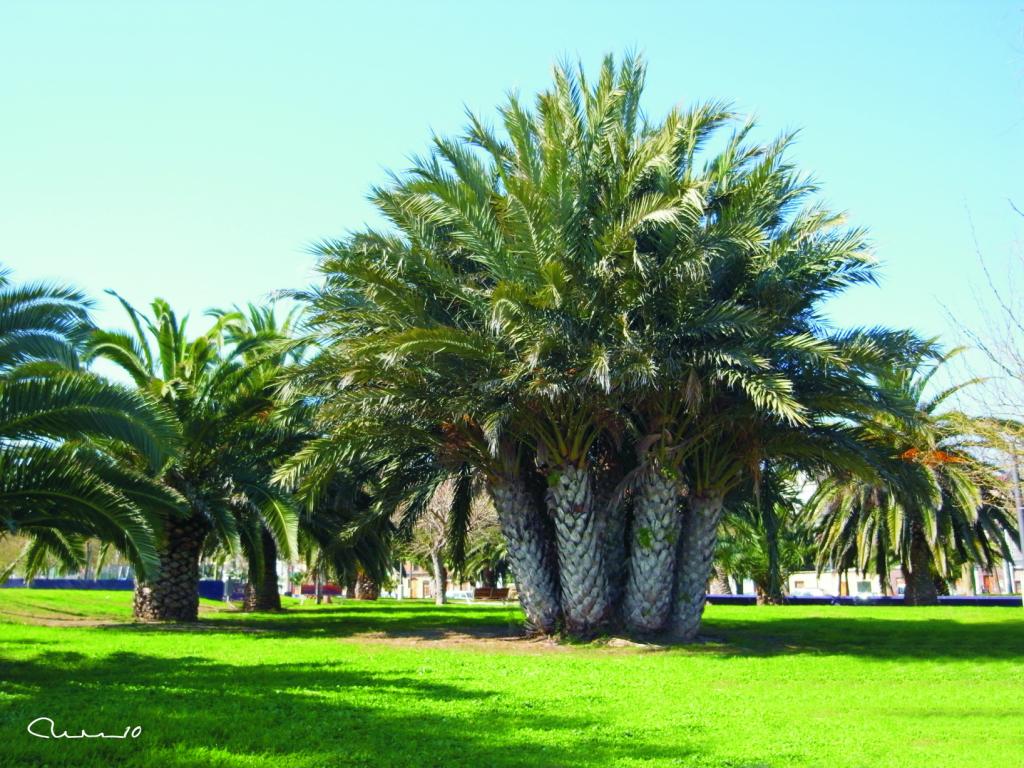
2;2;1023;359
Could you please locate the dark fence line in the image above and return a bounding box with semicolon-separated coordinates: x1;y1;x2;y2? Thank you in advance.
1;578;133;591
1;578;244;601
3;579;1020;607
706;594;1023;607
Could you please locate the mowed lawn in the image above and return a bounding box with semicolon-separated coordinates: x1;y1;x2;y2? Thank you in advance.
0;590;1021;768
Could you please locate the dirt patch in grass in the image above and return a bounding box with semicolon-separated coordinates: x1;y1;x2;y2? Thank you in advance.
346;627;686;654
345;624;576;653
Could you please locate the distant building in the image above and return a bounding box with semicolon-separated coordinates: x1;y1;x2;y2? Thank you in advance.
387;561;482;599
789;563;1020;598
788;570;898;598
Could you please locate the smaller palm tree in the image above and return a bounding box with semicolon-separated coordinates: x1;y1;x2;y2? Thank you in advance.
88;295;297;620
807;349;1019;604
717;468;816;603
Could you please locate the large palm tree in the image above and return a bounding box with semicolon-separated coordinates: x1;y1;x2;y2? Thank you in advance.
807;350;1018;605
0;267;182;578
88;296;297;620
293;54;919;640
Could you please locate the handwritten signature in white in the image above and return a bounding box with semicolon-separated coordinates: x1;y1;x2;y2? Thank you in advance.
27;716;142;740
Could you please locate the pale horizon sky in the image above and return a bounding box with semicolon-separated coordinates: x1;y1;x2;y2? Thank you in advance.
3;2;1023;388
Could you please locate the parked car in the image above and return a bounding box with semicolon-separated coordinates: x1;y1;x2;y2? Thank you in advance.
446;589;475;602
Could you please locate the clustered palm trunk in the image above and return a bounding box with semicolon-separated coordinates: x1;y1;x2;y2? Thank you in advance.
622;463;682;633
669;495;725;640
490;477;561;634
494;477;736;640
546;464;611;636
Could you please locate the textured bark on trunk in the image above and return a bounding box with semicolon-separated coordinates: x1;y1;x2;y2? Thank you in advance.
755;585;784;605
623;463;682;634
547;464;611;637
244;528;281;612
904;522;938;605
667;494;724;641
431;551;447;606
354;572;379;600
133;515;209;621
490;477;561;634
709;566;732;595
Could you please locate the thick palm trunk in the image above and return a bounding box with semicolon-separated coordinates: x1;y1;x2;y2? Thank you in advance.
480;566;497;589
903;522;938;605
756;584;784;605
133;515;209;621
623;463;682;634
490;477;561;634
709;566;732;595
244;528;281;612
668;494;724;641
354;572;379;600
431;551;447;605
547;464;611;637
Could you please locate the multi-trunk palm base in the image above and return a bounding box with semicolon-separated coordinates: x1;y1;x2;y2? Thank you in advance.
490;465;725;643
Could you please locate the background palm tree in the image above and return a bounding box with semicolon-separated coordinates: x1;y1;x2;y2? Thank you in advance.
211;302;307;612
807;350;1018;605
88;295;297;620
0;266;182;579
293;469;393;602
460;501;508;588
716;468;815;603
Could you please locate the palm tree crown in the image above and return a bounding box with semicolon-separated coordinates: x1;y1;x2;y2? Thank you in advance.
0;268;182;578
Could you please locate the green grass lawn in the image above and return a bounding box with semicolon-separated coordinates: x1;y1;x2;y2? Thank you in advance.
0;590;1021;768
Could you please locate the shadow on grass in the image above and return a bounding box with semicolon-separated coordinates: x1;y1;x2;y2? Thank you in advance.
699;611;1024;661
0;649;686;768
112;601;529;643
99;601;1024;661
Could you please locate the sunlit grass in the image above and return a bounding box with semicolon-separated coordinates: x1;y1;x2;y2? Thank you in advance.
1;589;1021;767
